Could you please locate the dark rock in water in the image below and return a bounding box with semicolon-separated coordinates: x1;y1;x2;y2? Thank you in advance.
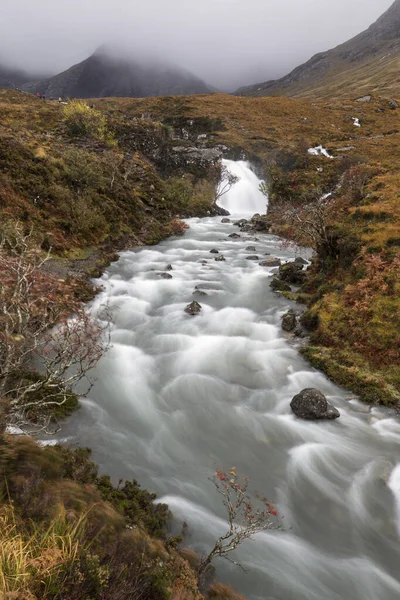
270;278;291;292
166;264;173;270
195;283;215;290
193;290;207;297
279;261;306;284
281;310;297;332
210;249;219;254
159;272;173;279
199;260;208;265
185;301;202;316
214;204;230;216
228;233;241;239
260;258;281;267
234;219;248;228
293;325;307;338
246;255;259;260
294;256;308;265
215;255;226;261
290;388;340;420
246;246;256;252
239;214;269;233
221;217;231;223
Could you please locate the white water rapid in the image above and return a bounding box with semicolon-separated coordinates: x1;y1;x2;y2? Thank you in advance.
51;161;400;600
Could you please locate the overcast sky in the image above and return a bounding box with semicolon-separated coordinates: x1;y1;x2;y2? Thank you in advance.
0;0;394;90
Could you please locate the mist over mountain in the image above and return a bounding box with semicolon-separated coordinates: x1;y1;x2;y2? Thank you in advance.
0;0;393;93
21;47;213;98
236;0;400;98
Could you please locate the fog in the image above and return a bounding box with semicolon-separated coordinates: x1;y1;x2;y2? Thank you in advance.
0;0;394;90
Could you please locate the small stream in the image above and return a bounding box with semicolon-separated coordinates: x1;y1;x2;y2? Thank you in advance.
50;160;400;600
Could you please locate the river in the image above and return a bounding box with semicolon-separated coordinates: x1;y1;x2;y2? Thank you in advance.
51;160;400;600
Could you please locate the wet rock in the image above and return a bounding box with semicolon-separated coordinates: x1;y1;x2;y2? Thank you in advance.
215;255;226;262
293;325;307;338
290;388;340;420
214;204;230;216
209;249;219;254
159;272;173;279
270;278;291;292
238;214;269;233
221;217;231;223
228;233;241;239
279;261;306;284
199;260;208;265
281;310;297;332
246;246;256;252
294;256;308;265
185;301;202;316
246;255;259;260
193;290;207;297
260;258;281;267
166;264;173;270
234;219;248;228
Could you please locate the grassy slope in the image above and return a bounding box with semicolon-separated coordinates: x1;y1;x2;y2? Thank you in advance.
0;90;217;279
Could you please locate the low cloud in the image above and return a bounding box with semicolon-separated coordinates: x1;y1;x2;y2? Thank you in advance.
0;0;393;90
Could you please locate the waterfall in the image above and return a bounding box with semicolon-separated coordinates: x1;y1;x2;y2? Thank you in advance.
217;159;268;216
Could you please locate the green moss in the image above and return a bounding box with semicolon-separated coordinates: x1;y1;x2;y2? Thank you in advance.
301;345;400;406
270;278;291;292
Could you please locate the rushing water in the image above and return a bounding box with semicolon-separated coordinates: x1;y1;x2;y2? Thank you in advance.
51;160;400;600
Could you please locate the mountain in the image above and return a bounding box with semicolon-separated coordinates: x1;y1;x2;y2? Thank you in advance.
22;48;213;99
0;64;40;88
236;0;400;99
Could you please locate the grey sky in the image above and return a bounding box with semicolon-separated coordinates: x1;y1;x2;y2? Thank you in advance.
0;0;394;90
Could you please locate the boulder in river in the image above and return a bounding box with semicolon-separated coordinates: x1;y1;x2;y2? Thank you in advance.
234;219;248;228
281;310;297;332
260;258;281;267
246;246;256;252
210;249;219;254
185;301;202;316
228;233;241;239
166;264;173;271
221;217;231;223
215;255;226;261
294;256;308;266
246;255;259;260
159;272;173;279
290;388;340;420
193;290;207;297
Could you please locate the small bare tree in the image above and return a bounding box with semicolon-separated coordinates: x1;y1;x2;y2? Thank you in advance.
198;468;280;578
0;221;109;434
215;166;240;202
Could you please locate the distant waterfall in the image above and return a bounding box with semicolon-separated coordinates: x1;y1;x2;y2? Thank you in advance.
216;159;267;215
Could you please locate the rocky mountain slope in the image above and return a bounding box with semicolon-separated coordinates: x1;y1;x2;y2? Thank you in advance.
236;0;400;99
0;63;40;88
22;47;213;99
